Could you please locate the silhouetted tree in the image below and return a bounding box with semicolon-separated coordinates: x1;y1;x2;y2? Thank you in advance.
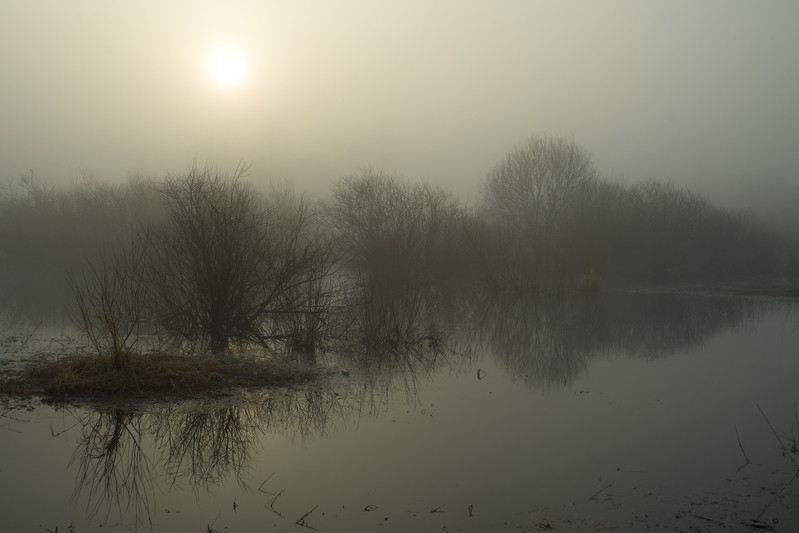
481;135;598;285
68;235;150;369
325;168;469;285
148;165;330;353
483;135;597;237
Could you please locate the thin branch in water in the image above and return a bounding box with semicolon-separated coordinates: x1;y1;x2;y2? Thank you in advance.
295;504;319;530
49;411;92;439
735;425;751;473
206;511;221;533
755;471;799;520
758;404;798;470
264;489;285;518
430;504;446;513
257;472;275;494
21;320;43;347
588;482;613;501
0;423;20;433
48;336;71;349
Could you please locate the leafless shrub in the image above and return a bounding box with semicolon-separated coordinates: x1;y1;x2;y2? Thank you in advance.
147;164;335;354
325;168;470;285
67;235;151;369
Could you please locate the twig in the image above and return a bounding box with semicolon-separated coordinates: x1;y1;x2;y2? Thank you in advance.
295;504;319;530
758;404;798;470
265;489;285;517
691;514;726;528
735;425;751;473
206;511;221;533
48;336;71;349
755;471;798;520
49;411;92;438
588;483;613;501
0;409;29;432
257;472;275;494
0;423;21;433
21;321;43;347
430;504;446;513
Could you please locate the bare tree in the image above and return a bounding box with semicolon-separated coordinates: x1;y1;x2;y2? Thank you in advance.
481;135;598;286
68;235;150;369
148;164;332;353
325;168;468;285
483;135;597;236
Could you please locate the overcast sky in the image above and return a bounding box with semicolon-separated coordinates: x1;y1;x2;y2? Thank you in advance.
2;1;797;218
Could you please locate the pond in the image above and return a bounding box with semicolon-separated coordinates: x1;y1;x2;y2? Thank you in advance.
1;290;798;532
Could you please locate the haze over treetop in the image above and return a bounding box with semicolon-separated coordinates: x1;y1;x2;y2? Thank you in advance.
1;1;798;217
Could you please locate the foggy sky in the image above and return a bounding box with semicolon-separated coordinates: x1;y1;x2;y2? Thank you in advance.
2;1;798;220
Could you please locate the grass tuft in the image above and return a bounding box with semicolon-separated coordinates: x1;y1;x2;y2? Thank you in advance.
24;353;315;400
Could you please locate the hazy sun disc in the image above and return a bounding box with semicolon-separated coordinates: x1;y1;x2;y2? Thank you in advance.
207;47;247;88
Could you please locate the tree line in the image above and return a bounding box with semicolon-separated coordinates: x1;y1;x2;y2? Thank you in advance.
0;136;795;359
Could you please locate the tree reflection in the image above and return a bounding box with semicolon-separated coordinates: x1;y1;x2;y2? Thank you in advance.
67;386;350;528
154;406;259;489
70;409;154;527
471;290;765;388
55;286;777;528
334;277;467;391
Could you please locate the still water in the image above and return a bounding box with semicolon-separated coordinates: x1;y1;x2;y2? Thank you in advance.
1;290;798;532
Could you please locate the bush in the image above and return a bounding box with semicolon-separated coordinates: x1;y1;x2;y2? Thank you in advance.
147;164;333;353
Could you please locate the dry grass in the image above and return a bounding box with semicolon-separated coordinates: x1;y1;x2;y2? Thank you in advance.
22;353;315;400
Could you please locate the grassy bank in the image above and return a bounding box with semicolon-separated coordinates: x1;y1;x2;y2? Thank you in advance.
0;353;317;401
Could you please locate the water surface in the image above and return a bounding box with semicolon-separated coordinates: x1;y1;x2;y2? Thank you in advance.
1;291;797;532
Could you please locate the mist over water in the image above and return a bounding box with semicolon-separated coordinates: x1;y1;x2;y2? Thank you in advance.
2;2;799;530
2;288;798;531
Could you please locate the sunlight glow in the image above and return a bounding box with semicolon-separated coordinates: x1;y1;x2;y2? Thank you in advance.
206;46;248;89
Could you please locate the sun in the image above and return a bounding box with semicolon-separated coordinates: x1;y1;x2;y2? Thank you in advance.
206;46;248;89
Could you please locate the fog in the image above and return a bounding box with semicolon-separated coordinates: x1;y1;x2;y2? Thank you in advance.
2;1;798;224
2;5;799;527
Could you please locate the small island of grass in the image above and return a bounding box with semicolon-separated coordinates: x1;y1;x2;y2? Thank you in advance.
1;353;317;401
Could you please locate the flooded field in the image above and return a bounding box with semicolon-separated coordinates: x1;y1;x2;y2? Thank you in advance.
1;290;798;532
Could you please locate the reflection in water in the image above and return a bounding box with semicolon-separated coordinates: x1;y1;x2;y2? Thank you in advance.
335;278;466;379
67;387;352;528
155;407;259;489
26;287;792;529
63;294;466;528
471;290;767;387
70;409;154;526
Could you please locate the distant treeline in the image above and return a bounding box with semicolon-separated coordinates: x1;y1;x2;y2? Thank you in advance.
0;174;162;315
0;136;795;344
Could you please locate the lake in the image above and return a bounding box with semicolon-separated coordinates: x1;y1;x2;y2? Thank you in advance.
1;289;798;532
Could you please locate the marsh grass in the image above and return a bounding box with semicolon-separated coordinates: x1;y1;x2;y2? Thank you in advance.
24;353;315;399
